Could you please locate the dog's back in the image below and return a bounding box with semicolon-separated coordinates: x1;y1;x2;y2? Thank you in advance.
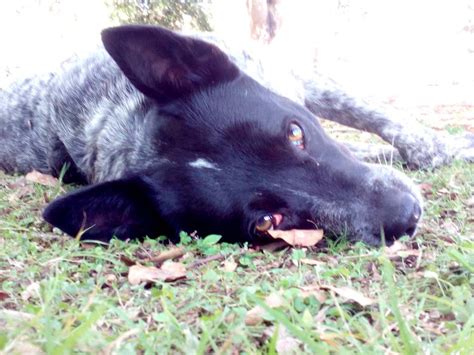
0;72;55;174
0;50;150;183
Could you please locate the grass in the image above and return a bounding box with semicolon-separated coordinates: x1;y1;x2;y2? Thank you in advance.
0;160;473;354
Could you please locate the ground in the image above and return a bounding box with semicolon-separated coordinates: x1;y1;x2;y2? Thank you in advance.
0;127;472;353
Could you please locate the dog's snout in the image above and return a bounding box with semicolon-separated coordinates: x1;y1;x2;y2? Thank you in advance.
383;193;422;242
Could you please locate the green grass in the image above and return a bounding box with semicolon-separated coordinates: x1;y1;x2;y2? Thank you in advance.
0;161;473;354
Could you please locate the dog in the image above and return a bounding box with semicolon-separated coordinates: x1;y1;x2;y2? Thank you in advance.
0;25;422;246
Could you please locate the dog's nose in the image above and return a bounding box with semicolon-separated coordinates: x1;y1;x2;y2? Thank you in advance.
383;193;422;242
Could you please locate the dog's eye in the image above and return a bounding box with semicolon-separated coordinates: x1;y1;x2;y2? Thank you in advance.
254;213;283;233
255;215;274;232
288;123;304;149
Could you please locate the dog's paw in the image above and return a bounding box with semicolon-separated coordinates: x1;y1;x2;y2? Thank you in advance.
450;132;474;162
395;132;453;169
396;131;474;169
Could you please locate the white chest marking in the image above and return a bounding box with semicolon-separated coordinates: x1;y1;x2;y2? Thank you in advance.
188;158;220;170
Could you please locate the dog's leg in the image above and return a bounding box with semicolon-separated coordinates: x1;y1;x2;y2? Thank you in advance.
303;75;474;168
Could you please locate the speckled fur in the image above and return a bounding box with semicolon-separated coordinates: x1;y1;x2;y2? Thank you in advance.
0;49;156;183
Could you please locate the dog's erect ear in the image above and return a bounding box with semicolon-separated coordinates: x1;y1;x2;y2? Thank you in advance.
101;25;239;102
43;177;167;243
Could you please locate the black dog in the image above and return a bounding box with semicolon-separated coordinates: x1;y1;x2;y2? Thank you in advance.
0;25;422;246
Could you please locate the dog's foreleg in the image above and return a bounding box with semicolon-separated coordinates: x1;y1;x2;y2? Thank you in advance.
302;74;456;168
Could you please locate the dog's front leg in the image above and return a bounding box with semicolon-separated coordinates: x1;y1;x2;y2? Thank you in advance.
302;76;462;168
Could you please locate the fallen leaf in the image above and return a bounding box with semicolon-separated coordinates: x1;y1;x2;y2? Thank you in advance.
128;262;186;285
25;170;59;187
268;229;324;247
298;285;327;303
265;292;285;308
418;183;433;195
223;258;238;272
245;306;264;325
245;292;285;325
21;282;40;301
319;333;339;347
321;285;375;307
8;184;35;202
384;241;420;259
161;260;186;275
7;177;27;189
104;274;117;287
0;291;9;301
276;326;300;353
437;187;450;195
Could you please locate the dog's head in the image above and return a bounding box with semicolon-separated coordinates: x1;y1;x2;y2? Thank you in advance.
43;25;422;246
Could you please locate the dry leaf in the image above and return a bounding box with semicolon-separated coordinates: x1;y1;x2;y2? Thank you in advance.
223;258;238;272
267;229;324;247
321;285;375;307
161;260;186;275
418;183;433;196
299;285;327;303
25;170;59;187
104;274;117;286
21;282;40;301
245;292;285;325
276;326;300;353
8;184;34;202
319;333;339;347
7;177;28;189
0;291;9;301
245;306;265;325
384;241;420;259
265;292;285;308
128;262;186;285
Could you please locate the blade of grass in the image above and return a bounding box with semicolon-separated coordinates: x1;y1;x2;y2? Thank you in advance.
380;256;419;355
251;296;329;354
52;304;107;355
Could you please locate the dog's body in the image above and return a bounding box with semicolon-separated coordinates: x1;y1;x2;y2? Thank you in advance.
0;25;422;246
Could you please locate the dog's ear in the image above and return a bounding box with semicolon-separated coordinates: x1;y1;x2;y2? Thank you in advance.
43;177;167;243
101;25;239;102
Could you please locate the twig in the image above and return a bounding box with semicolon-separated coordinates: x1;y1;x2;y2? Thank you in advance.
146;247;186;265
101;328;140;355
190;254;226;268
